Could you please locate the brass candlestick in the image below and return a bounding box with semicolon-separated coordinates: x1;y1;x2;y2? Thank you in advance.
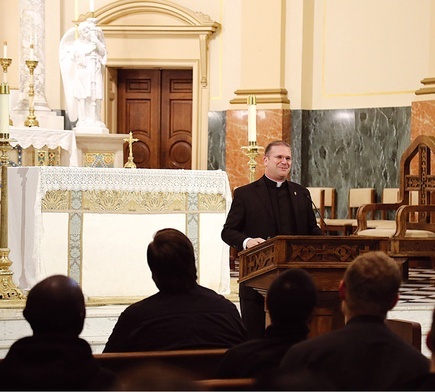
0;131;24;299
124;131;138;169
241;141;264;183
24;59;39;127
1;58;13;126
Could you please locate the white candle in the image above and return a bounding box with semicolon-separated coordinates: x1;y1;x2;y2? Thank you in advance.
247;95;257;143
90;0;95;12
0;92;9;133
3;42;7;58
30;44;34;60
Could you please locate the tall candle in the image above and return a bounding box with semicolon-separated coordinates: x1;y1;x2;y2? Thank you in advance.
3;42;7;58
30;44;34;60
0;88;9;133
247;95;257;143
90;0;95;12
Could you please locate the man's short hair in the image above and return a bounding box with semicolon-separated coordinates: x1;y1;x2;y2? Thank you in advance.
344;251;401;316
147;228;197;293
264;140;291;156
23;275;86;335
266;269;317;327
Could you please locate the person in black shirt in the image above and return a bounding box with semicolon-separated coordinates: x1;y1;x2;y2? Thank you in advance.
217;268;317;380
0;275;117;391
104;228;247;352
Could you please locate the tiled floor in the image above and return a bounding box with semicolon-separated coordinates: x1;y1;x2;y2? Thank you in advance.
400;268;435;305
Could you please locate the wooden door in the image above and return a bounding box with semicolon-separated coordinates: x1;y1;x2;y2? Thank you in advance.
117;69;193;169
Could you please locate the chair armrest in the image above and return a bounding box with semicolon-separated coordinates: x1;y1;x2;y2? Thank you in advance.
356;202;403;232
394;204;435;237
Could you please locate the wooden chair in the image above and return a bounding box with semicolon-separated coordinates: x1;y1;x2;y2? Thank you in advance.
360;188;400;229
386;318;422;352
324;187;375;235
355;135;435;267
381;188;400;219
307;187;337;219
307;187;325;228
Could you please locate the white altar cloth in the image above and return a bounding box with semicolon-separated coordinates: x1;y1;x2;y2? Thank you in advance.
8;167;232;299
9;127;79;167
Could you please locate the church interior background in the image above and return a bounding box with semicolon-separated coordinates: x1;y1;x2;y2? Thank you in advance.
1;0;435;356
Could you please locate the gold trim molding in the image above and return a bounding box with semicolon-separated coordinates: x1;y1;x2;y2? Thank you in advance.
230;88;290;105
415;77;435;95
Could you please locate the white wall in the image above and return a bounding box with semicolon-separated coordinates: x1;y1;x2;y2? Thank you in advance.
0;0;432;112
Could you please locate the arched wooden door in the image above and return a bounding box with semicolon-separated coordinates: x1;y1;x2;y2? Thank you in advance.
117;69;193;169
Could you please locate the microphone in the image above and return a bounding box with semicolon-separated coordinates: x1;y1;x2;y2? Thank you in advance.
306;193;328;233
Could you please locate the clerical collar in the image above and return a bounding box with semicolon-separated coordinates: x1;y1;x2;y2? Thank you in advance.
264;175;286;188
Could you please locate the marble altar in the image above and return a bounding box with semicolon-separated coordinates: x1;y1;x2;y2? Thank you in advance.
8;167;232;300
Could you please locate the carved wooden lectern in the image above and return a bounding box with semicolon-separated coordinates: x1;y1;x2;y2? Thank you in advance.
238;235;389;338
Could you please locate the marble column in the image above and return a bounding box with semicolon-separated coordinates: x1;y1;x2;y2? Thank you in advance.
226;0;291;191
14;0;49;112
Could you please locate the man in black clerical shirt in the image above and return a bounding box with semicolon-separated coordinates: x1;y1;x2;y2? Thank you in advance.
104;228;247;352
221;140;323;339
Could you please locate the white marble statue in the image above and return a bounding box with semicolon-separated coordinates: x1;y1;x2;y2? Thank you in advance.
59;18;108;133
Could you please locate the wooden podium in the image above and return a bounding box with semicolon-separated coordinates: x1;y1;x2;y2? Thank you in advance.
238;235;389;337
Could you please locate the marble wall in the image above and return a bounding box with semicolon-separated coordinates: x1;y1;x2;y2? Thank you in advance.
209;106;411;219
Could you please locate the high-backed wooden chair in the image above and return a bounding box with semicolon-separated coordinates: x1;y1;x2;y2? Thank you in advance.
355;135;435;265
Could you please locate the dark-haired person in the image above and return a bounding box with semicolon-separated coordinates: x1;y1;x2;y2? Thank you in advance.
280;251;429;391
0;275;117;391
216;268;317;380
222;140;323;339
104;228;247;352
402;307;435;390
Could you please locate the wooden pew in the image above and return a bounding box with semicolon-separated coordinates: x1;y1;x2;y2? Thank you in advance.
94;348;228;380
95;349;257;390
386;318;422;352
195;377;256;390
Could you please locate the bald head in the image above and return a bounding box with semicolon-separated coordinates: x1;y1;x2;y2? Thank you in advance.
23;275;86;335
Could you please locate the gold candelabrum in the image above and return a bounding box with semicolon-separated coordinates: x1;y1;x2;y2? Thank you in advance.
0;86;24;299
241;141;264;183
24;59;39;127
124;132;138;169
1;57;13;126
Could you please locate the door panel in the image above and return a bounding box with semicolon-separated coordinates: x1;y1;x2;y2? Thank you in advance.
117;68;192;169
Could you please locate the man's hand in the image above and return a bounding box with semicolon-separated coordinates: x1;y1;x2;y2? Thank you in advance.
246;238;266;248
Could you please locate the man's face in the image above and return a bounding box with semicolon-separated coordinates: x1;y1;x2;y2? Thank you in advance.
263;145;292;182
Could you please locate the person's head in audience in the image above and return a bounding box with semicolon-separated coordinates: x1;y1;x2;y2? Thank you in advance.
266;268;317;328
23;274;86;336
339;251;401;321
147;228;197;293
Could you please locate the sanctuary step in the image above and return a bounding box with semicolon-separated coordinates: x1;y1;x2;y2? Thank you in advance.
0;273;432;358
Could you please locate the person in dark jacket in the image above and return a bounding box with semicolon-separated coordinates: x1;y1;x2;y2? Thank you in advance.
221;140;324;339
280;251;429;391
104;228;247;352
216;268;317;380
0;275;117;391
